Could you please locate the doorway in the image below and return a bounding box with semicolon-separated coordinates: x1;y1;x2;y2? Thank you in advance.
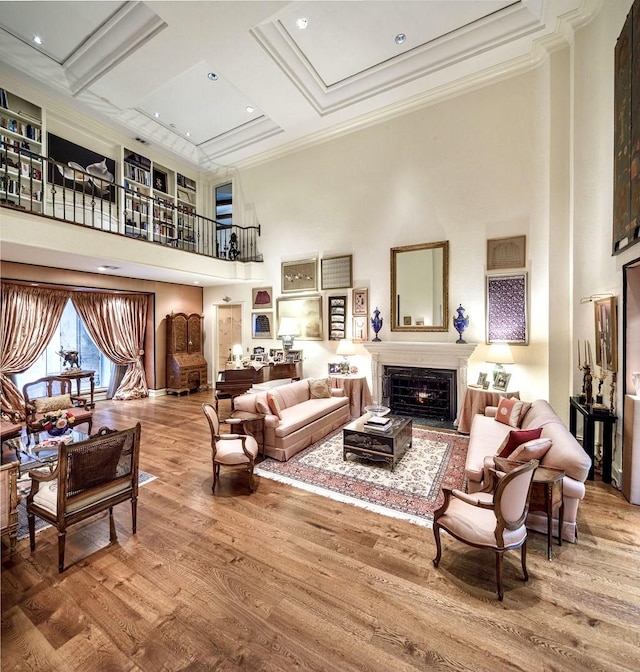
216;304;242;374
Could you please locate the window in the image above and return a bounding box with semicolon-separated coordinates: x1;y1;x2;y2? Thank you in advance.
14;299;112;392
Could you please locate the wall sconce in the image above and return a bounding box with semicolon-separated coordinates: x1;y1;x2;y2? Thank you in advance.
277;317;300;355
336;338;356;374
232;343;244;369
486;343;514;384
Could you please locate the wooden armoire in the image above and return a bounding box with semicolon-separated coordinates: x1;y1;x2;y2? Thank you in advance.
166;312;208;395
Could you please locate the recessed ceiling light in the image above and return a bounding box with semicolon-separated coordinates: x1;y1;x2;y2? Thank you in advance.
246;106;254;114
395;33;406;45
193;280;200;285
33;35;43;45
207;72;218;81
186;131;191;137
97;265;120;271
296;17;308;30
154;112;160;118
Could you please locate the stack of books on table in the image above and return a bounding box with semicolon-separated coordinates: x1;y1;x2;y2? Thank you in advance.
364;415;393;431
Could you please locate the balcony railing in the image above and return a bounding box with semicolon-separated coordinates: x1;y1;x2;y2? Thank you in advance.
0;140;262;262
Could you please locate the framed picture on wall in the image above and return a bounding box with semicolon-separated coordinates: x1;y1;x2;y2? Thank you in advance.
594;296;618;372
487;235;526;270
277;295;323;340
252;286;273;309
352;288;368;316
281;258;317;293
352;315;368;342
321;255;353;290
328;295;347;341
251;312;273;339
486;273;528;344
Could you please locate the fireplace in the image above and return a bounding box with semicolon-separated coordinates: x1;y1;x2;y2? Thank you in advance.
363;341;477;420
383;366;456;421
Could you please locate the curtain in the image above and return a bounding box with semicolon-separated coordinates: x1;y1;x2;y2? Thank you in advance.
0;283;70;418
72;293;148;400
107;363;127;399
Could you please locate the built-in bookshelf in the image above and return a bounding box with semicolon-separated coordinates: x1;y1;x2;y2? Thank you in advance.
123;149;152;239
0;88;43;212
177;172;197;251
152;162;176;245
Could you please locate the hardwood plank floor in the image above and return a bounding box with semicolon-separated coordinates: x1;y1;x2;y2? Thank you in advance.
2;391;640;671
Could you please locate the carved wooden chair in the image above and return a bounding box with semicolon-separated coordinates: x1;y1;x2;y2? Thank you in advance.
27;423;141;572
202;402;258;493
1;461;20;555
432;459;539;601
23;376;93;444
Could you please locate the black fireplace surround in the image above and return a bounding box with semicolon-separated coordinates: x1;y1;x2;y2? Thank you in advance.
382;366;457;421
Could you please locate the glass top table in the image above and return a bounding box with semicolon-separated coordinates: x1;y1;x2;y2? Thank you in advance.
3;428;88;475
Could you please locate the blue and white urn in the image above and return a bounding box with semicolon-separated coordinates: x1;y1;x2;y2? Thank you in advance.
371;308;383;342
453;304;469;344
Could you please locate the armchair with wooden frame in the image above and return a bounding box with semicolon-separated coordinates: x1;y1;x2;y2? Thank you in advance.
23;376;94;444
26;423;141;572
202;402;259;493
432;459;539;601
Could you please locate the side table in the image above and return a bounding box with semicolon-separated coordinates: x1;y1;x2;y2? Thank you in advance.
456;387;520;434
330;375;373;419
569;396;617;482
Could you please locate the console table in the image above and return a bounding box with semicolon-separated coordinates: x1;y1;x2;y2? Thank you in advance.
569;396;617;483
56;369;96;409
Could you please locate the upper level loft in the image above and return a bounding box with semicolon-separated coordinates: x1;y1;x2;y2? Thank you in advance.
0;87;263;283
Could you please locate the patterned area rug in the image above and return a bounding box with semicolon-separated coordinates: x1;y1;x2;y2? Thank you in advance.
255;427;468;527
16;471;157;540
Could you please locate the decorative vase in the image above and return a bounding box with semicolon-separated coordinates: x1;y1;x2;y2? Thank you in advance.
47;425;69;437
453;304;469;344
371;308;383;342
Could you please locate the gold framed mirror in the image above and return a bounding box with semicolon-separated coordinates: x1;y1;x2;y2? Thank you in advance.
391;240;449;332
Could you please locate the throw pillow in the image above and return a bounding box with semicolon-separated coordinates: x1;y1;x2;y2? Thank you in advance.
266;392;282;420
495;397;526;428
510;438;552;462
34;394;72;414
497;427;543;457
309;378;331;399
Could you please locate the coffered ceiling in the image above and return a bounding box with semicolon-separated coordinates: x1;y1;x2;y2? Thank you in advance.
0;0;596;172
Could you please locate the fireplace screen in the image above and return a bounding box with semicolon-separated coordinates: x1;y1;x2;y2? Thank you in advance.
382;366;456;421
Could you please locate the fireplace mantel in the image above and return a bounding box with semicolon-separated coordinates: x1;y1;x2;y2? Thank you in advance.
363;341;478;417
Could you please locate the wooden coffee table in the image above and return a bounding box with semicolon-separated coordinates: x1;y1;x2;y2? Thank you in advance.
342;414;412;471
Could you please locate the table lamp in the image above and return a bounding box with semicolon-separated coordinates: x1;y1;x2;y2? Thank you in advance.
336;338;356;374
277;317;300;356
232;343;244;369
486;343;514;383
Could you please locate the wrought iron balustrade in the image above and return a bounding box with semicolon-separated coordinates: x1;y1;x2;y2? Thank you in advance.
0;140;261;262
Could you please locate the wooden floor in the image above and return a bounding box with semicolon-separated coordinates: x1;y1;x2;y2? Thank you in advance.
2;391;640;671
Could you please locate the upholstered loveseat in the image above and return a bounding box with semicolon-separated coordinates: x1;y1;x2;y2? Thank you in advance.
465;399;591;543
231;378;350;461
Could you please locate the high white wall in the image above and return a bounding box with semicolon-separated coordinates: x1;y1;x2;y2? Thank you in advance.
205;68;553;399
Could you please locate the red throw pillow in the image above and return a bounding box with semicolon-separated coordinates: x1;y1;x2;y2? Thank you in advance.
266;392;282;420
497;427;543;458
495;397;525;428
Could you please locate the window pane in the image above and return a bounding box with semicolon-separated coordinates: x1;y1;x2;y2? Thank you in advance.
14;299;111;392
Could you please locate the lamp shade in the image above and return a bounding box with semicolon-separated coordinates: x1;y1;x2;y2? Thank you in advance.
486;343;514;365
232;344;243;357
277;317;300;337
336;339;356;356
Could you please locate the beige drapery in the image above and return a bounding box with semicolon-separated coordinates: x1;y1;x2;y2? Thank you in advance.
71;293;148;400
0;283;70;418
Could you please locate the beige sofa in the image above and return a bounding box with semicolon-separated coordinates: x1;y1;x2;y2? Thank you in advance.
465;399;591;543
231;378;350;461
